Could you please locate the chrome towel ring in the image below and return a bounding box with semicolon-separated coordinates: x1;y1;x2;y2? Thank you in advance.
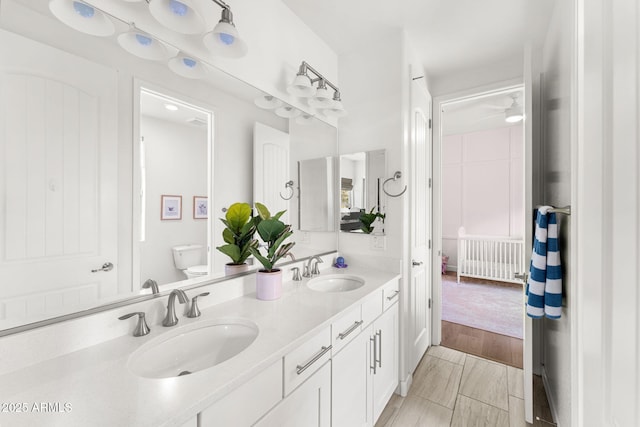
280;180;295;200
382;171;407;197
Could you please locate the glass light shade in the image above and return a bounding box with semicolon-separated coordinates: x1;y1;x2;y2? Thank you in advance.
117;30;171;61
287;74;316;97
168;54;209;79
309;85;334;108
323;100;347;118
254;95;283;109
148;0;205;35
275;106;301;118
49;0;115;36
203;22;248;58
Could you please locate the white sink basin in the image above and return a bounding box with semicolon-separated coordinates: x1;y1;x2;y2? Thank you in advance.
128;319;259;379
307;274;365;292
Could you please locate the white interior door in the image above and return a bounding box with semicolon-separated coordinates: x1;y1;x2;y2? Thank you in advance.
253;122;290;223
409;77;432;373
0;30;118;325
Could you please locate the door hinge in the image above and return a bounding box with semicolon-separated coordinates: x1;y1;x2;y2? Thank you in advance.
428;298;432;309
428;178;432;188
428;239;431;249
428;118;432;129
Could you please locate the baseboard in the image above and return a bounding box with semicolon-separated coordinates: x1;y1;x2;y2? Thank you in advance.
398;372;412;397
541;366;561;426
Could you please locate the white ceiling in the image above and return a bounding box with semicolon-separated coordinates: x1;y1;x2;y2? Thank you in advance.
140;91;209;128
280;0;556;83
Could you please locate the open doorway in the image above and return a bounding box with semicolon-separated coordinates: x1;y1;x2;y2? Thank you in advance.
438;86;526;368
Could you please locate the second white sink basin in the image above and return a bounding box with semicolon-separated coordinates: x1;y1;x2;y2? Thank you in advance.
128;318;258;379
307;274;365;292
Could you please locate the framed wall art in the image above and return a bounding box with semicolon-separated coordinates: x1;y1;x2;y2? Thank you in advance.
193;196;208;219
161;195;182;220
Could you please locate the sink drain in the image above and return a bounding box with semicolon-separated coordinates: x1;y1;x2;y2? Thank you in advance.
177;370;192;376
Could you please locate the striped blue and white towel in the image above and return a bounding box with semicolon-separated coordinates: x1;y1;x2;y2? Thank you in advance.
526;206;563;319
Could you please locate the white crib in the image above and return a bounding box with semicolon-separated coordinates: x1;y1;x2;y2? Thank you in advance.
456;227;526;284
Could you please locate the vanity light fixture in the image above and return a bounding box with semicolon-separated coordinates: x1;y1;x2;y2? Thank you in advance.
202;0;248;58
117;27;171;60
165;103;179;111
295;114;315;125
168;53;210;79
288;61;347;117
48;0;115;36
254;95;283;109
148;0;206;35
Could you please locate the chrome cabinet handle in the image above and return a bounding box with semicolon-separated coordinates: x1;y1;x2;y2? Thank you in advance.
338;320;363;340
376;330;382;368
370;336;377;374
296;345;332;375
91;262;113;272
386;290;400;301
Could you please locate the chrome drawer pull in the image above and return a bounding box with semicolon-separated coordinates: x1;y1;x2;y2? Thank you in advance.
370;336;377;374
296;345;332;375
376;330;383;368
338;320;363;340
386;290;400;301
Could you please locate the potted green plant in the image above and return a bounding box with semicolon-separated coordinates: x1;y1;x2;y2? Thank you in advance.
216;202;258;275
359;207;386;234
249;202;295;300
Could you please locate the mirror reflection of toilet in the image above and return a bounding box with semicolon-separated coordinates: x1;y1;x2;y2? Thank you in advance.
172;244;208;279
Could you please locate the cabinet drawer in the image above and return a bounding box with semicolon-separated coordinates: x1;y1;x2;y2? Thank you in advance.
382;279;400;311
198;359;282;426
361;291;382;328
283;326;332;395
331;305;362;354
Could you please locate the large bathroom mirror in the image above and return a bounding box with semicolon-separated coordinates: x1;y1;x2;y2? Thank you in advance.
339;150;387;234
0;0;337;332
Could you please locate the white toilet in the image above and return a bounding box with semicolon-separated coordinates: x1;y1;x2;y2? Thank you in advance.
172;244;208;279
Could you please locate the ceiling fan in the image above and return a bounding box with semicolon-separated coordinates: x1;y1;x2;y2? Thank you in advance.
478;92;524;123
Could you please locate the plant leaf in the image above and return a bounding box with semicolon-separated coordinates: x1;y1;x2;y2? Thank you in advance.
257;219;286;243
249;246;272;271
255;202;270;220
222;228;235;244
273;210;286;221
216;244;241;263
225;203;252;233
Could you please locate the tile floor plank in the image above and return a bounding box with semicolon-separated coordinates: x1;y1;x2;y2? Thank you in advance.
409;355;464;409
459;356;509;411
451;395;510;427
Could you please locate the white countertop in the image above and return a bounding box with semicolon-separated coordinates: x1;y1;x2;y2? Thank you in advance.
0;265;400;427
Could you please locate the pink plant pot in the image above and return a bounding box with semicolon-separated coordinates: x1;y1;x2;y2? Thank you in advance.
256;269;282;301
225;263;249;276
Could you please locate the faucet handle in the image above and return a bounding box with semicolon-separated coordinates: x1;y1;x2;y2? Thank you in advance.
187;292;210;318
311;258;324;275
292;267;302;281
119;312;151;337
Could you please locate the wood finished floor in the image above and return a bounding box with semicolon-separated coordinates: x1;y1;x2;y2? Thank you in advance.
375;347;554;427
441;320;524;369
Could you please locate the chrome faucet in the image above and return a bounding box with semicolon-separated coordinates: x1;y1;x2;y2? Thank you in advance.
162;289;189;327
303;255;324;278
284;252;296;262
142;279;159;295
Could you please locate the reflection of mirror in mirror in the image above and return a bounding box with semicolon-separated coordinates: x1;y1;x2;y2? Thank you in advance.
339;150;386;234
298;156;337;232
0;0;338;333
138;88;211;287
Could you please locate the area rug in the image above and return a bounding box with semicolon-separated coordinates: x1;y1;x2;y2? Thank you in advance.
441;275;523;339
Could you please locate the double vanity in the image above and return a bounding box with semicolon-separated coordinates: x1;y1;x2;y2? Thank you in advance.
0;257;400;427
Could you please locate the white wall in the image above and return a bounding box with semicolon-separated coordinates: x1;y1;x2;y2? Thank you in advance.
140;117;207;285
537;1;574;426
442;125;524;267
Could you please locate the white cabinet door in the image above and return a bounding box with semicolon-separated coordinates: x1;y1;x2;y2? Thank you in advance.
332;329;369;427
372;302;399;422
255;362;331;427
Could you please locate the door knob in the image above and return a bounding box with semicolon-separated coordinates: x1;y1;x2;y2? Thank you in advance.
412;260;423;266
91;262;114;273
